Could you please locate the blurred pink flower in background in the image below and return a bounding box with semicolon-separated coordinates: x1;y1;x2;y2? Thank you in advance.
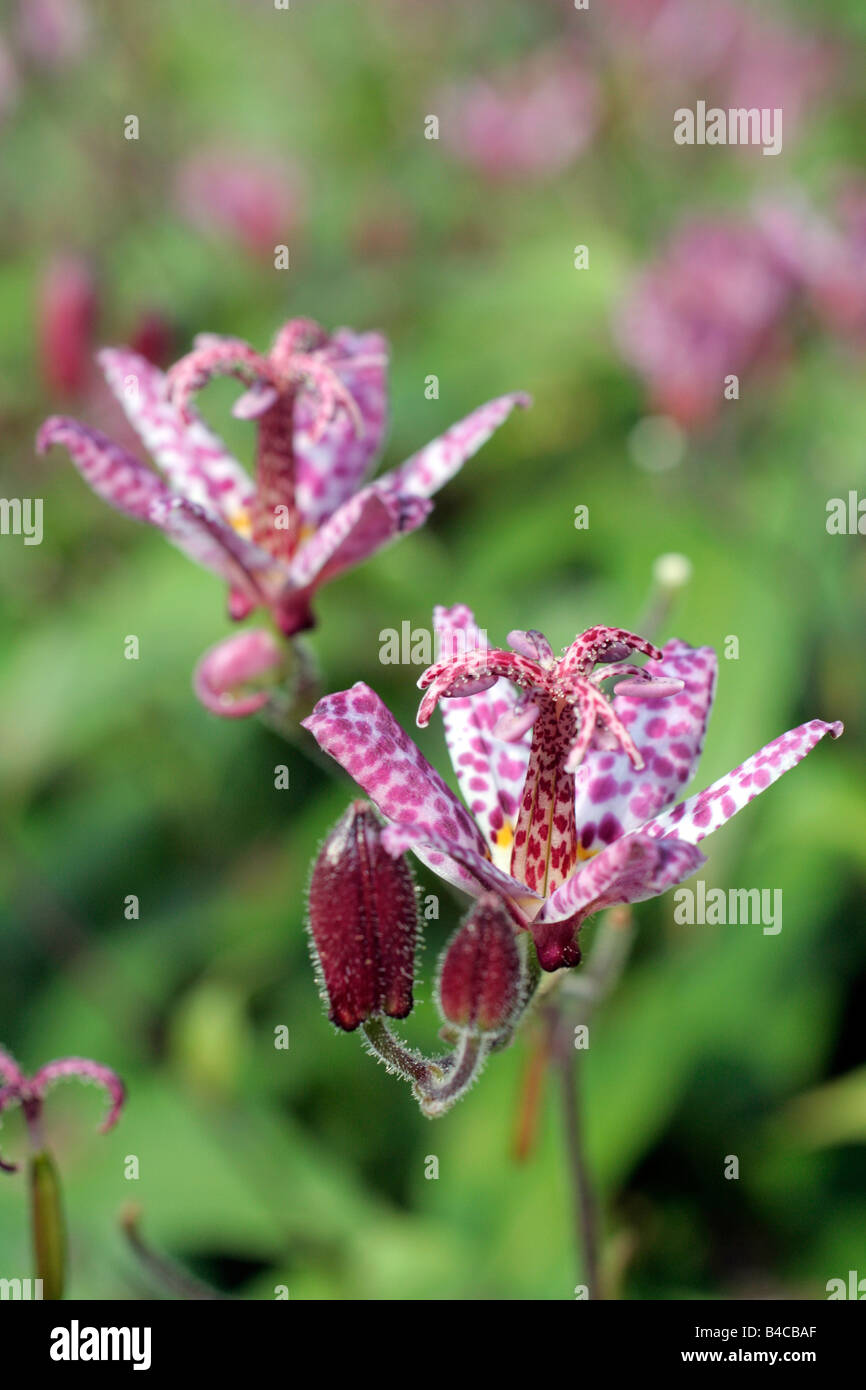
37;255;98;398
17;0;89;69
436;49;598;181
36;256;175;403
174;147;304;256
601;0;833;143
0;38;19;125
616;221;795;427
758;187;866;343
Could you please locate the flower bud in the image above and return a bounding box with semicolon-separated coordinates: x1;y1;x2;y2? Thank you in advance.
437;895;523;1036
308;802;418;1032
37;255;97;397
193;628;283;718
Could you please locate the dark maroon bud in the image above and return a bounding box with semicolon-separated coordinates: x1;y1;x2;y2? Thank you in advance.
437;895;523;1035
308;801;418;1032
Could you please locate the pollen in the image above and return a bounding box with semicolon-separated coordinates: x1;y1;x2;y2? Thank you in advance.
228;508;252;538
494;821;514;850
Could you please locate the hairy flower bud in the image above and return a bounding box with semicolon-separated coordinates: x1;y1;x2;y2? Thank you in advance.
308;802;418;1032
437;894;523;1036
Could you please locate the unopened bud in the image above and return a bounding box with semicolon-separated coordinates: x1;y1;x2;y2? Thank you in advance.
193;628;284;718
37;255;97;397
437;895;523;1035
308;802;418;1032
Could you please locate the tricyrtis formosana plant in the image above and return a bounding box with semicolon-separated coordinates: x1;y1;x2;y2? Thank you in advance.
302;604;841;1115
37;319;842;1129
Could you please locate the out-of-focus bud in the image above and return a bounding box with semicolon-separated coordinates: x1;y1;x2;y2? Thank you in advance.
193;629;284;718
37;255;97;397
437;894;523;1036
308;802;418;1032
128;310;175;368
652;552;693;593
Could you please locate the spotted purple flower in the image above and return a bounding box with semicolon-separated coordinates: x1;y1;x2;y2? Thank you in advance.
0;1047;125;1172
617;220;794;427
302;604;842;972
38;319;528;638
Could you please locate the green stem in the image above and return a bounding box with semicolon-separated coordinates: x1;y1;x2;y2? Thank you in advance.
30;1150;65;1301
549;907;636;1300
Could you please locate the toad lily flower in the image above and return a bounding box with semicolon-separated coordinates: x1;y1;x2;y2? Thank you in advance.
0;1047;125;1300
0;1048;125;1171
37;318;528;638
303;604;842;972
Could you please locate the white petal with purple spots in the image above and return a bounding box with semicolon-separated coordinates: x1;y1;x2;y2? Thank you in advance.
573;640;717;855
99;348;255;525
302;683;492;895
643;719;844;845
433;604;531;864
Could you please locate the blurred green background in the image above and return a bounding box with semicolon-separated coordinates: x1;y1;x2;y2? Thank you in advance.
0;0;864;1300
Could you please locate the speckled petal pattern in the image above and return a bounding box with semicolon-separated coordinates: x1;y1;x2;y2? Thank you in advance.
98;348;255;525
573;640;717;854
433;604;531;861
382;392;530;500
531;831;706;970
643;718;844;845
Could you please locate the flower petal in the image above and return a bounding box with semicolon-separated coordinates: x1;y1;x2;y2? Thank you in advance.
294;328;389;525
382;823;533;902
150;494;278;603
573;640;717;855
432;604;531;862
531;831;706;971
0;1049;25;1088
380;391;530;500
30;1056;126;1133
302;683;491;894
643;718;844;845
39;412;273;601
37;414;172;520
98;348;255;526
288;484;431;589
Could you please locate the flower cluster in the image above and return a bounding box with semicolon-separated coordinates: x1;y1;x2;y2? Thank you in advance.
37;303;842;1121
39;318;527;717
301;604;840;1108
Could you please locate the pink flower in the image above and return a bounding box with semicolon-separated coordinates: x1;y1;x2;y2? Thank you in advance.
617;220;795;426
437;50;598;181
174;147;304;256
758;188;866;343
0;1047;124;1171
303;604;841;972
600;0;832;142
17;0;89;69
38;319;529;637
